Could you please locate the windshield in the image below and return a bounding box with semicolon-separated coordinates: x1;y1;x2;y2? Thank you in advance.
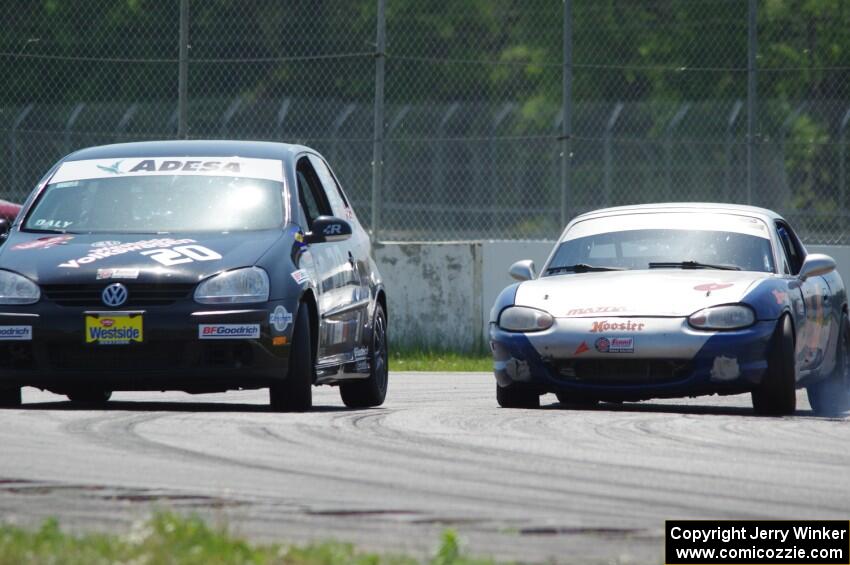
546;214;775;274
25;157;285;234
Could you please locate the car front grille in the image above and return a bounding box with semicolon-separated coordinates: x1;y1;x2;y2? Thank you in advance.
47;342;185;371
46;341;257;372
551;359;692;385
41;283;195;307
0;343;35;370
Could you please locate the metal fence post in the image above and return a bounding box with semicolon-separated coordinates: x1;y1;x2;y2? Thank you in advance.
664;103;690;200
371;0;387;239
434;103;459;213
220;95;244;137
10;104;33;200
603;102;623;207
746;0;757;205
560;0;572;227
384;105;410;217
115;103;139;141
177;0;189;139
838;107;850;214
490;103;514;232
63;103;85;154
724;100;743;201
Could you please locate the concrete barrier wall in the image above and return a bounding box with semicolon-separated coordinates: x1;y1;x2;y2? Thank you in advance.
378;240;850;351
374;242;482;351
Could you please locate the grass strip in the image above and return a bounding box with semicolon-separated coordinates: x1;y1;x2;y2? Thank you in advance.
0;512;500;565
390;348;492;372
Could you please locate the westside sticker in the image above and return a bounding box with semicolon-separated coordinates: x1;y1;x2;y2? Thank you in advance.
595;336;634;353
269;305;292;332
13;235;74;250
198;324;260;340
85;315;143;345
0;326;32;341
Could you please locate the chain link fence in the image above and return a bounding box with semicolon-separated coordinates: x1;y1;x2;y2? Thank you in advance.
2;0;850;243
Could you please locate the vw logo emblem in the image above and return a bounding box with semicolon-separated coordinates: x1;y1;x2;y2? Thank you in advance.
102;283;128;307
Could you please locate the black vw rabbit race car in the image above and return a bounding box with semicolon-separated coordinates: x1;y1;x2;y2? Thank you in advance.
0;140;388;411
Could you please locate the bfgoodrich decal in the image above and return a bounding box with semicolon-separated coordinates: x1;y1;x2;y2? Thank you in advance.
198;324;260;340
0;326;32;341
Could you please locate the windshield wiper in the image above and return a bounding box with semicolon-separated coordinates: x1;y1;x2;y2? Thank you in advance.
21;228;71;234
648;260;740;271
546;263;626;274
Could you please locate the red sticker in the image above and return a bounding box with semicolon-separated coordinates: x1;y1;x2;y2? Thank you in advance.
772;289;787;305
13;235;74;250
694;283;733;292
573;341;589;356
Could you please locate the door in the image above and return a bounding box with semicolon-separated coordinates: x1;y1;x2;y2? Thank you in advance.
295;155;360;364
776;221;832;372
307;154;371;363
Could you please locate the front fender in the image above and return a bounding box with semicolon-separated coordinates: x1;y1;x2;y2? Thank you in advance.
490;282;520;324
742;277;798;321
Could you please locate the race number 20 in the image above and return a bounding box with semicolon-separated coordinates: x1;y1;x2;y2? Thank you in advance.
140;244;222;266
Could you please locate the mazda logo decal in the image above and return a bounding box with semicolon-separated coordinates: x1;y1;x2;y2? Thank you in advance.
102;283;128;307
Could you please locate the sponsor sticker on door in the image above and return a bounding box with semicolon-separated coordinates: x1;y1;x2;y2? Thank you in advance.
198;324;260;340
85;315;143;345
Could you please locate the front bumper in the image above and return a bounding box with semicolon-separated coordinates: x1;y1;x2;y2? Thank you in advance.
0;298;298;391
490;317;776;401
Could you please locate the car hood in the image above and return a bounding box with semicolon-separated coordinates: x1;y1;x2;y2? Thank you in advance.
0;230;284;284
515;269;769;317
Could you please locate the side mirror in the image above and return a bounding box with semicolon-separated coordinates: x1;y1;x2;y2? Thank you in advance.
798;253;836;281
0;219;10;241
509;259;536;281
304;216;352;244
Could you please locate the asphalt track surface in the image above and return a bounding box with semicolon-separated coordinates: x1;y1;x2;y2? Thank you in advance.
0;372;848;564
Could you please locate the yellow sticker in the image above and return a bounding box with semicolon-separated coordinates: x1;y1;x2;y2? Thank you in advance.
85;314;143;344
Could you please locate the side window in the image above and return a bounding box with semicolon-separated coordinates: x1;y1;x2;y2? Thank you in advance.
308;154;350;218
296;157;332;230
776;222;804;275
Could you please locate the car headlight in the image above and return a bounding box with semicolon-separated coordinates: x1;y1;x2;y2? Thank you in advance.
194;267;269;304
689;304;755;330
0;270;39;305
498;306;554;332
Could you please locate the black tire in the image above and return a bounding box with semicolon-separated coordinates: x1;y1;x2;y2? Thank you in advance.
270;302;313;412
66;389;112;404
340;304;388;408
555;392;598;407
0;387;21;408
752;315;797;416
807;312;850;417
496;383;540;408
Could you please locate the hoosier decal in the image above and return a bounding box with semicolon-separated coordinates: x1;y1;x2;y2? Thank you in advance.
590;320;645;333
